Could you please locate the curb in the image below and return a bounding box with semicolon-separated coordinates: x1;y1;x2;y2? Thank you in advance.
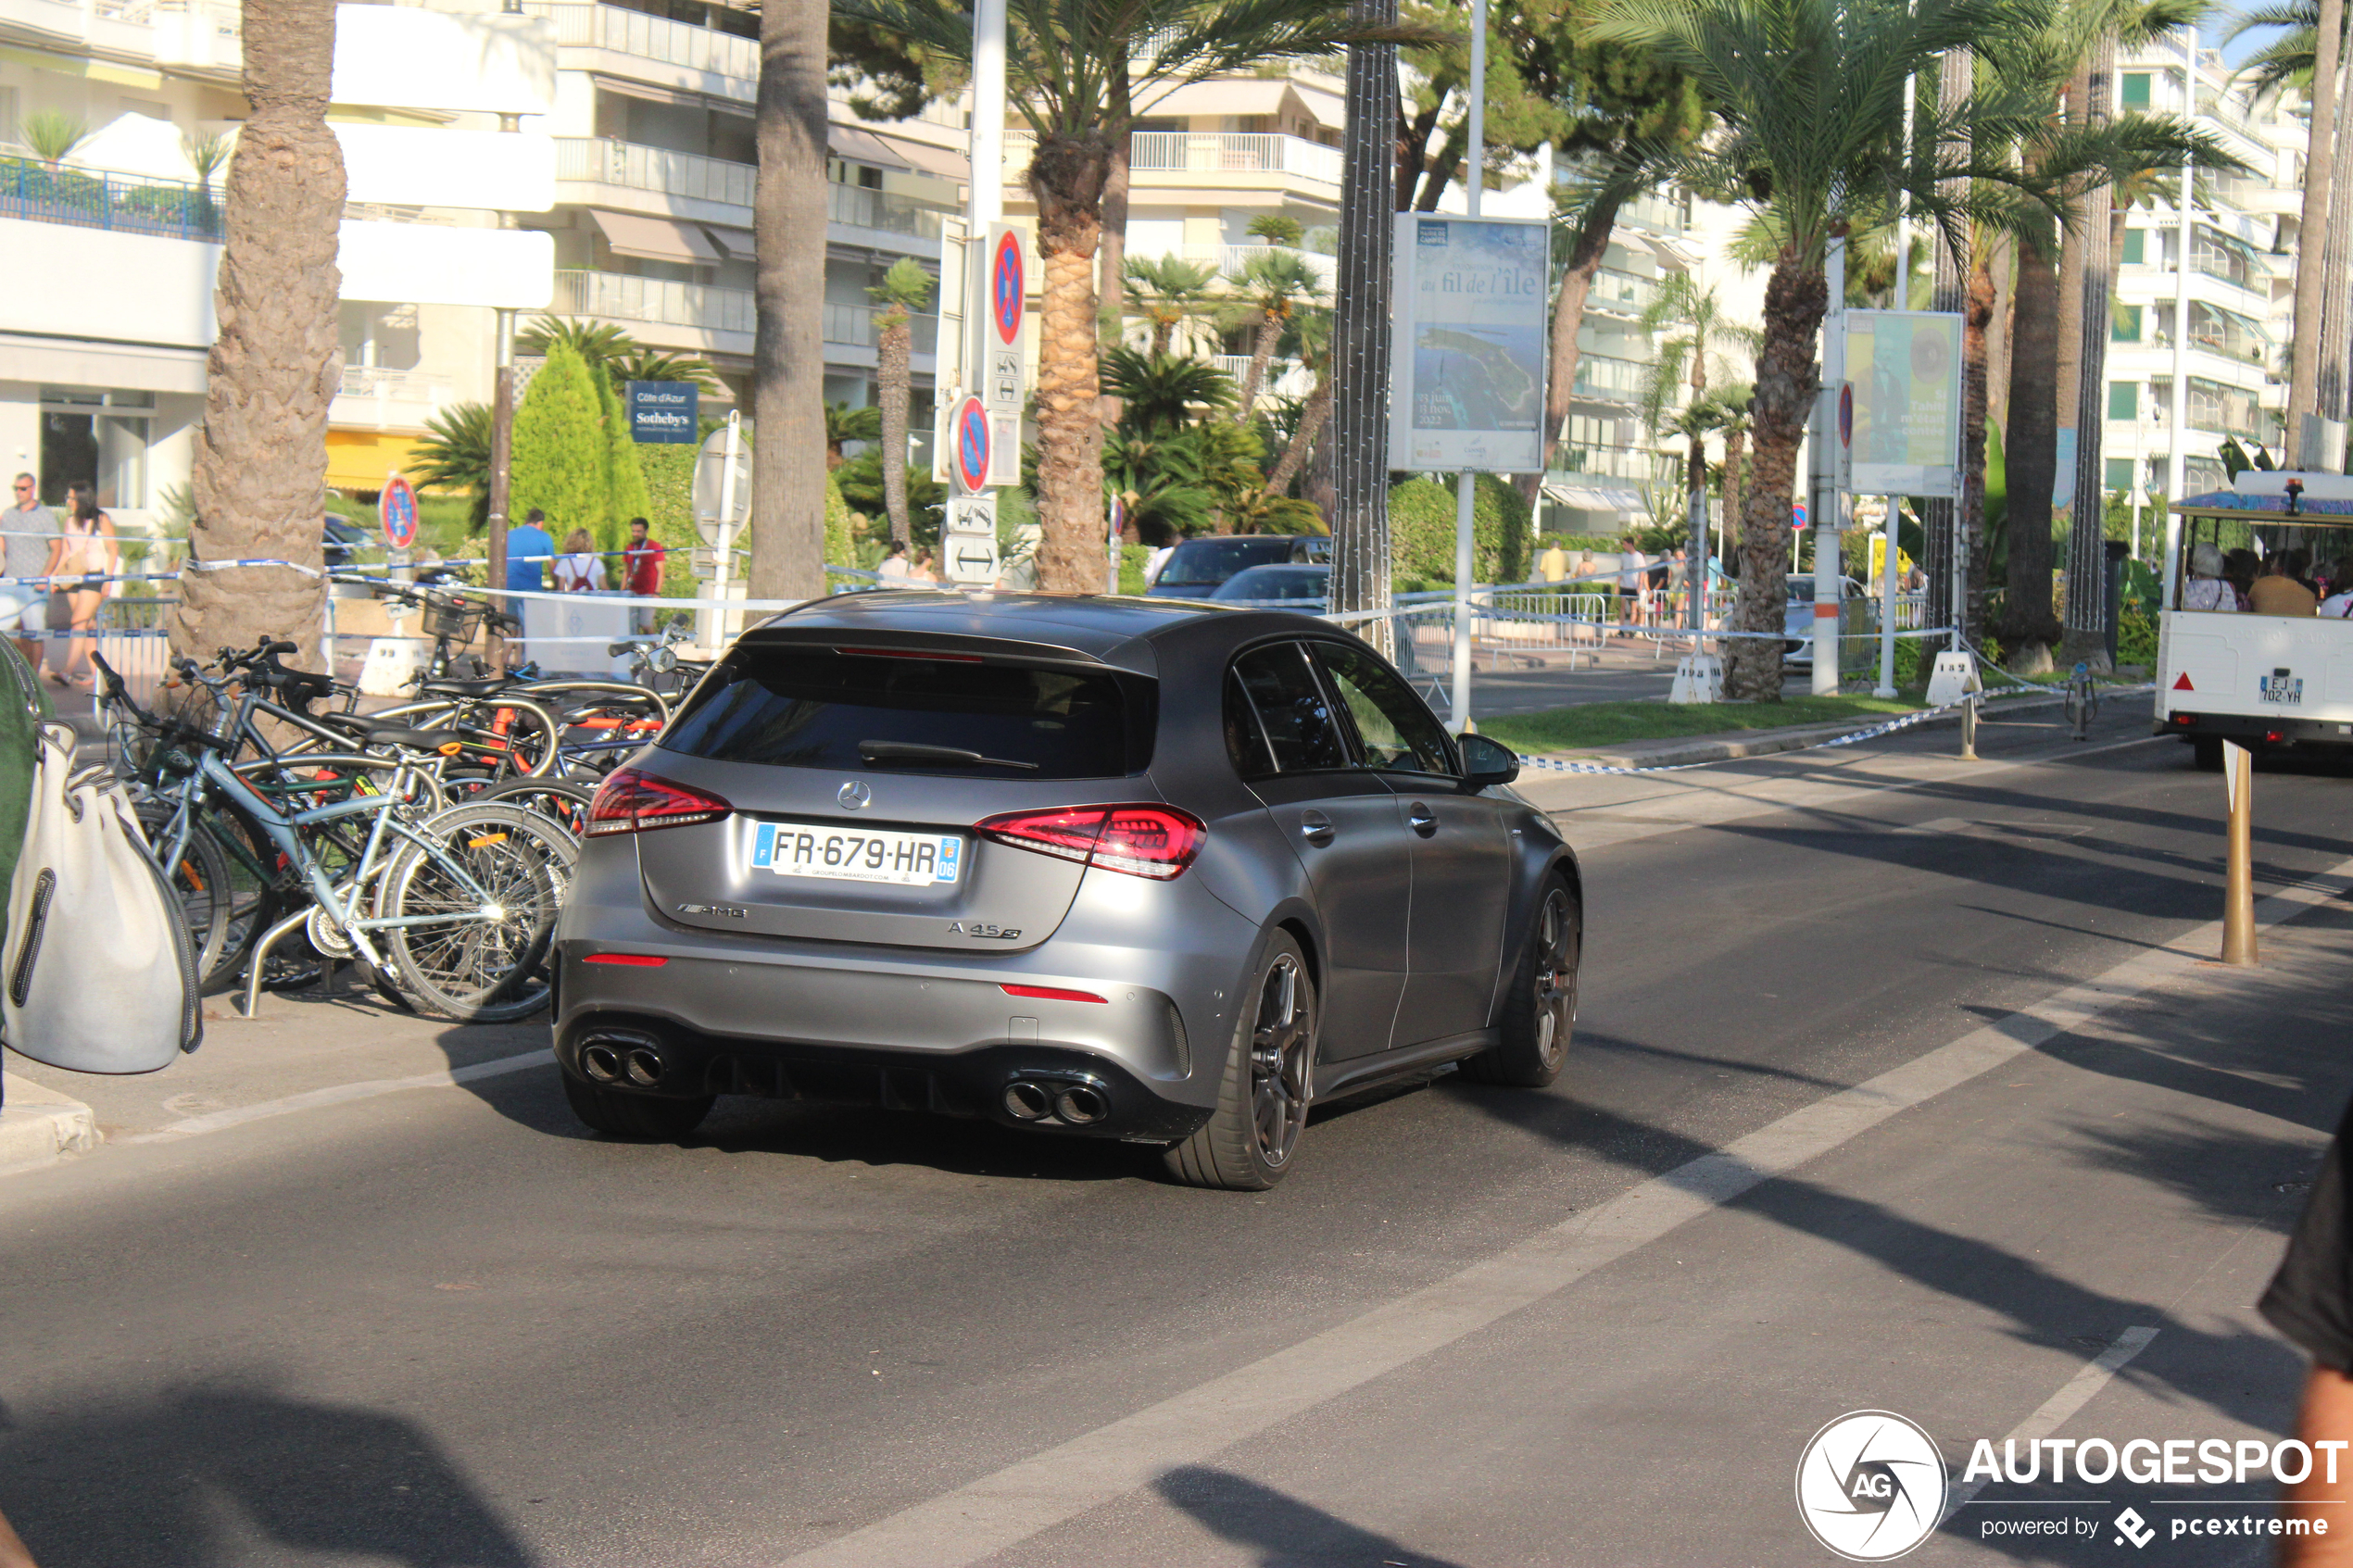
0;1073;100;1175
1532;691;2071;771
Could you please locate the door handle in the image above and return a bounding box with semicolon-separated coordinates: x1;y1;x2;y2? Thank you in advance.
1407;804;1437;836
1299;810;1334;846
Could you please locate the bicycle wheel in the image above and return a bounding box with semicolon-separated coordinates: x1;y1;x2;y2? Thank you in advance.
374;803;573;1022
472;777;594;839
137;799;233;987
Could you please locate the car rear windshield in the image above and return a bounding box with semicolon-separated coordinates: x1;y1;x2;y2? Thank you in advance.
660;644;1150;779
1155;538;1292;586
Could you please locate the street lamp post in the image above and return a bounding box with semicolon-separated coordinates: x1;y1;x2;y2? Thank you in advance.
1449;0;1487;734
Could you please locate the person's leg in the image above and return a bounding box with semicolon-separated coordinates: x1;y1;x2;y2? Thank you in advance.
60;590;98;683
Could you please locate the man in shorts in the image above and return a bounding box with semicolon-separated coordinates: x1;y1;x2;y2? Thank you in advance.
0;475;59;671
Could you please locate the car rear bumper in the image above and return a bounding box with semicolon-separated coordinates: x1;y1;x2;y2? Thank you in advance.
2153;710;2353;746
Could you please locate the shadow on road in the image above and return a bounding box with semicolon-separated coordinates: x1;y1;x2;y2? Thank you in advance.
1152;1465;1471;1568
0;1383;534;1567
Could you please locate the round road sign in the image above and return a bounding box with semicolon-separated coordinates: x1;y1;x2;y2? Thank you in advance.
991;231;1025;347
952;395;991;492
379;472;418;550
1792;498;1808;532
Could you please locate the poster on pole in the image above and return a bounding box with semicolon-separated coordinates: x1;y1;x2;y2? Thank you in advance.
1841;309;1964;497
1387;215;1550;473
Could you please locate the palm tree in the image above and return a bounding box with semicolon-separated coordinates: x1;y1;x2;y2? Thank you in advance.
1101;347;1237;433
1636;272;1759;438
825;401;883;470
407;402;494;528
2294;0;2347;432
1591;0;2074;701
177;0;344;679
1222;248;1326;420
868;257;936;548
1122;255;1221;357
22;111;86;169
1265;307;1334;500
518;315;638;366
182;131;232;216
840;0;1432;594
751;0;830;599
606;348;721;394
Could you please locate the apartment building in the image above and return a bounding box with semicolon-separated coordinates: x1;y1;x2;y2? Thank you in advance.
0;0;554;525
2106;34;2304;510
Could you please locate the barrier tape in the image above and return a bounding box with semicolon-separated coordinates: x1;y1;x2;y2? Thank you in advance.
1508;684;2157;776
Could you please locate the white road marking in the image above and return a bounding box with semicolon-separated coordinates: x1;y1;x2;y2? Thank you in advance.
123;1048;551;1144
1943;1325;2162;1517
772;867;2353;1568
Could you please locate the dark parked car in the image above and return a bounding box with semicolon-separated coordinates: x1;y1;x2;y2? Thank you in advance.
322;515;371;569
554;592;1582;1189
1146;535;1330;597
1781;574;1878;668
1211;563;1328;607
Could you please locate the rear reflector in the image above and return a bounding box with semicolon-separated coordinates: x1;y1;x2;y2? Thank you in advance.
1001;983;1107;1004
584;953;668;967
975;803;1206;881
836;646;985;662
2266;730;2286;744
584;767;733;837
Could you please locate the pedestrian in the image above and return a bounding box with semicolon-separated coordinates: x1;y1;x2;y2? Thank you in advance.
0;473;59;671
909;547;937;583
622;516;665;633
2182;542;2238;612
877;540;912;584
2258;1097;2353;1558
1539;539;1568;583
51;483;114;690
506;508;554;596
553;529;606;593
2250;551;2318;617
1618;547;1645;629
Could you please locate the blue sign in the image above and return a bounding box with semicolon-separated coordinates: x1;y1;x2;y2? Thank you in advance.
627;381;699;445
379;473;418;549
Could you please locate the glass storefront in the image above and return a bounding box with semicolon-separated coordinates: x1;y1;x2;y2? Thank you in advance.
38;386;154;510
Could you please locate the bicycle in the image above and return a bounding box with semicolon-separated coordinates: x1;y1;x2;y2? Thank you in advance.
110;653;575;1022
2065;660;2099;741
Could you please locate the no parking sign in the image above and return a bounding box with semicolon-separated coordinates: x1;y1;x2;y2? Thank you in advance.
950;395;991;495
379;472;418;550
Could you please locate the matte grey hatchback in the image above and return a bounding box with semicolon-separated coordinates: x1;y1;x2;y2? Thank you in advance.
554;591;1581;1189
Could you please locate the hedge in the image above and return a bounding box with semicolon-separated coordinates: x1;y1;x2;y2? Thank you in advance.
1389;474;1533;583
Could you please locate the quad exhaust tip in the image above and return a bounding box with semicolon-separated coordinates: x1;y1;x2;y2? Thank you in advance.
1002;1076;1111;1126
580;1034;664;1088
623;1047;664;1087
1054;1085;1108;1125
582;1044;623;1084
1003;1082;1052;1121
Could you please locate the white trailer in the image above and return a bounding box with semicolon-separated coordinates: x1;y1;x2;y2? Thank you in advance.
2158;470;2353;769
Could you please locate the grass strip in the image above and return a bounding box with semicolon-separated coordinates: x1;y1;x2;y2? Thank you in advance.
1480;694;1922;756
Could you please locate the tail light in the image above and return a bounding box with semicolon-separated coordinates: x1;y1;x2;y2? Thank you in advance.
976;803;1205;881
585;767;732;837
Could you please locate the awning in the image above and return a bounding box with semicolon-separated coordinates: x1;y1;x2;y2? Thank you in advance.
703;225;753;259
588;208;719;264
872;132;968;181
829;123;913;171
1133;78;1296;120
1541;481;1642;513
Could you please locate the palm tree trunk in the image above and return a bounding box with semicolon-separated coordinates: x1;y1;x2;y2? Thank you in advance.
1331;0;1401;632
1517;192;1625;508
1724;257;1828;703
1922;47;1969;653
2321;48;2353;421
879;316;912;548
1962;245;1995;631
1722;427;1745;554
1986;233;2015;437
2002;238;2062;666
178;0;342;679
1098;73;1131;426
2062;34;2118;666
2049;56;2091;540
749;0;829;600
1236;312;1282;420
2293;0;2347;431
1029;132;1113;592
1266;374;1332;498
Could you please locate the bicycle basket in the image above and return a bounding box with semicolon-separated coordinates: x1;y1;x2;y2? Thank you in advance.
424;597;485;642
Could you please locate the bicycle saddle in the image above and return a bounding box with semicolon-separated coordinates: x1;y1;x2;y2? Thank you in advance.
311;712;374;740
366;726;459;752
418;677;516;698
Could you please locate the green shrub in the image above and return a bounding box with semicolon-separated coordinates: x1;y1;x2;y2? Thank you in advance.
510;343;610;545
2117;604;2158;665
1389;474;1532;583
639;443;699;598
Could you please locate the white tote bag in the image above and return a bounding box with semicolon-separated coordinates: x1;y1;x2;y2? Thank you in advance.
2;721;200;1073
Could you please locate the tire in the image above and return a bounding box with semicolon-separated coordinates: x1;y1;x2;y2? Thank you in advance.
473;777;594;839
562;1071;713;1140
1460;879;1580;1088
138;801;233;987
2192;735;2223;772
375;803;573;1022
1163;930;1317;1191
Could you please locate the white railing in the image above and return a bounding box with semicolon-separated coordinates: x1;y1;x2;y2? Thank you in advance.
555;137;753;207
338;366;452;402
1572;352;1651;402
1618;192;1691;234
522;3;756;86
553;269;753;335
1172;243;1339;289
1006;129;1342;187
1551;446;1674;483
1210;354;1314;399
827;182;949;241
823;302;940;353
1584;266;1662;317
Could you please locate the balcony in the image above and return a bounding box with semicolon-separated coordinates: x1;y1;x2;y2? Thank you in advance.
823;302;939;356
556;137;753;211
1617;193;1692;236
1554;445;1675;483
826;182;949;244
1140;243;1339;292
1210;354;1313;400
1571;351;1651;404
522;2;755;100
1007;130;1342;191
1584;267;1664;320
553;268;752;351
0;157;220;243
333;366;456;433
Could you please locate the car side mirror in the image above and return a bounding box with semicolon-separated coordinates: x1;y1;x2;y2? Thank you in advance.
1458;732;1518;788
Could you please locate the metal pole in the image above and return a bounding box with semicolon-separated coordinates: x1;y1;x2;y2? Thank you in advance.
968;0;1007;379
2167;29;2194;513
709;410;743;648
1449;0;1486;734
1875;502;1899;696
2221;738;2258;964
487;306;514;670
1813;236;1844;696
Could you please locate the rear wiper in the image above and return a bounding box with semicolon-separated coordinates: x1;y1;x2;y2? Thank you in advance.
859;739;1040;771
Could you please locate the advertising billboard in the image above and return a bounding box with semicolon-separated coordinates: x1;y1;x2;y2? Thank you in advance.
1842;309;1964;497
1388;215;1551;473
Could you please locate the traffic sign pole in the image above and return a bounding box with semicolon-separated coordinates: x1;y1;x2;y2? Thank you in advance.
1813;237;1845;697
705;410;743;652
1449;0;1487;736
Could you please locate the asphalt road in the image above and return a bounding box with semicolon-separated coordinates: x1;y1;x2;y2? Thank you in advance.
5;702;2352;1567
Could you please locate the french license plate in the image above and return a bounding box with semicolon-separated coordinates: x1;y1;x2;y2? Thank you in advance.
752;822;963;885
2261;674;2305;705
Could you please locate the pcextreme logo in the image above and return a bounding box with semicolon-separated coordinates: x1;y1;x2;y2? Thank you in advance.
1795;1411;1951;1562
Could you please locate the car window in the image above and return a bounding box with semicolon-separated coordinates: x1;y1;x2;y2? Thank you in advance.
1227;643;1351;775
1156;538;1291;587
1311;643;1454;775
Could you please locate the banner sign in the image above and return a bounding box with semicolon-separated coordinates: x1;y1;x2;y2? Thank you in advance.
627;381;699;445
1841;310;1963;497
1388;215;1551;472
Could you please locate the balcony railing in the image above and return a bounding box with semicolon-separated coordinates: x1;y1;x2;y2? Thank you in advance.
1210;354;1313;398
1584;267;1663;317
1007;130;1342;187
522;3;756;87
823;302;940;353
1153;243;1339;290
553;269;753;335
827;182;948;241
339;367;453;402
1571;351;1650;402
1554;445;1675;483
1618;193;1692;235
556;137;754;207
0;157;221;242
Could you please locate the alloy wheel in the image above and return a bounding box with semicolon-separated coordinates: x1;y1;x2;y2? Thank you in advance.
1249;953;1314;1168
1531;888;1579;1071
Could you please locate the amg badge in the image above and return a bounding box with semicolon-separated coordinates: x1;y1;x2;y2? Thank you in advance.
950;922;1021;940
678;903;749;919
